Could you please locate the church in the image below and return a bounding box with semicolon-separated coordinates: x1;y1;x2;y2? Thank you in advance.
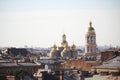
49;33;78;59
49;21;97;59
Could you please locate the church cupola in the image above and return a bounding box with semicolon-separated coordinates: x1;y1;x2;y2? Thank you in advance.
52;44;57;50
87;21;95;32
61;33;68;47
71;43;76;51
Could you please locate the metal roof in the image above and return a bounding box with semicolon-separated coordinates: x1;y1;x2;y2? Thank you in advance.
93;56;120;69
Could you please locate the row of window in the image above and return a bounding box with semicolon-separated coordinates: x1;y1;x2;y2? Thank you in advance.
87;46;96;53
86;36;96;43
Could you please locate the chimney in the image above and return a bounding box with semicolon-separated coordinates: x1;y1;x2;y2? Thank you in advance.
14;60;18;65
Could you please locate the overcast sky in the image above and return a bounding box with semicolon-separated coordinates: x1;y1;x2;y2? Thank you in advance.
0;0;120;48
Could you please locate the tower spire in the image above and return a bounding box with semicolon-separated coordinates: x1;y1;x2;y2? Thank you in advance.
89;21;92;27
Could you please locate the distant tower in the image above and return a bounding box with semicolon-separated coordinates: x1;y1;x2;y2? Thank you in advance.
61;33;68;47
85;21;97;56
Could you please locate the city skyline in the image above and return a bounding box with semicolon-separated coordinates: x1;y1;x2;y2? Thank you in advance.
0;0;120;48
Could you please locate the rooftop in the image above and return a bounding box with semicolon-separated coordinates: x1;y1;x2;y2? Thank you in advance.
0;62;40;67
93;56;120;69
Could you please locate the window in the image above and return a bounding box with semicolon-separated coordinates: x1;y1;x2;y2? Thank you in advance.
91;47;93;52
87;46;89;52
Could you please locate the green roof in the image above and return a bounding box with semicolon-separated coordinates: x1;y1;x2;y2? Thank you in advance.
88;27;94;32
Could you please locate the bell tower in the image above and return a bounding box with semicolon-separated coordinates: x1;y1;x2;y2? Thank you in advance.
85;21;97;56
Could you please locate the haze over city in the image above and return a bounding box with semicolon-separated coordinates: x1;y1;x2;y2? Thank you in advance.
0;0;120;48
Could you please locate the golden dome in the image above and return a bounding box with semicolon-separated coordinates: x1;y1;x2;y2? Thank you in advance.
61;33;68;47
52;44;57;50
71;43;76;50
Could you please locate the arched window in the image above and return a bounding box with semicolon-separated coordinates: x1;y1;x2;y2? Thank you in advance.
87;46;89;52
87;36;89;42
91;47;93;52
90;36;93;43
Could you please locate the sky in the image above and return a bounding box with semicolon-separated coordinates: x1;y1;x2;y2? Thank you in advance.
0;0;120;48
